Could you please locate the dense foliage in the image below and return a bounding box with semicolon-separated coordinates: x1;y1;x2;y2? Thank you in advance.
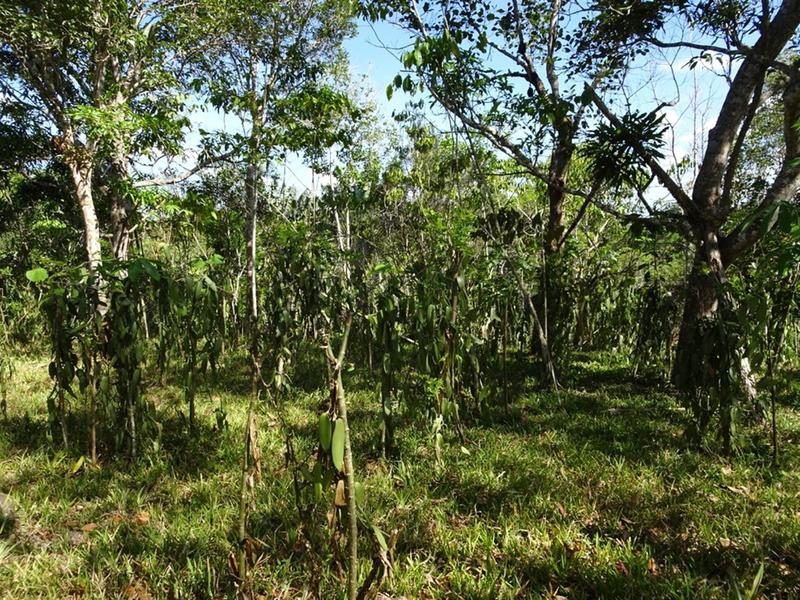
1;0;799;598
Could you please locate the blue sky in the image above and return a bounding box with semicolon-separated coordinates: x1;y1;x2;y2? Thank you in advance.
167;14;731;205
287;19;414;192
168;19;412;194
333;17;729;207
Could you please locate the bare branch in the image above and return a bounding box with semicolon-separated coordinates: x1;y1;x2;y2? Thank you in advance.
132;150;236;188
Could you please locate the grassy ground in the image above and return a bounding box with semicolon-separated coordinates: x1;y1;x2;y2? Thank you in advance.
1;350;799;599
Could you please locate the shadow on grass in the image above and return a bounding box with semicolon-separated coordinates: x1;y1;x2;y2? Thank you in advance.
467;386;690;468
431;458;561;520
511;536;796;599
0;404;232;489
0;412;50;453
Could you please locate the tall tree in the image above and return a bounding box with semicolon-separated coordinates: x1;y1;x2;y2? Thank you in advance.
185;0;355;341
183;0;356;585
580;0;800;445
0;0;191;284
362;0;610;375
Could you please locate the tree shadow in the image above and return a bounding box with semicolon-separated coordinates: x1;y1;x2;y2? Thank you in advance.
0;402;230;501
467;386;690;468
0;412;51;453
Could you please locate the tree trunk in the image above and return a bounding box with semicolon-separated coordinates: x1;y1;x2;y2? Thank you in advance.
68;161;103;272
511;261;559;392
109;157;133;262
543;134;571;256
672;250;722;443
245;160;259;338
536;126;573;362
67;159;107;311
673;251;720;392
672;237;749;452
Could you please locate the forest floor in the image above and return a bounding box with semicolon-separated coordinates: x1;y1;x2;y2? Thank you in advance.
1;351;799;599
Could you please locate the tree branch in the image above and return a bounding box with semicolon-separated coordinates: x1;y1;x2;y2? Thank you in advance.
132;150;236;188
692;0;800;213
584;84;696;218
722;71;800;260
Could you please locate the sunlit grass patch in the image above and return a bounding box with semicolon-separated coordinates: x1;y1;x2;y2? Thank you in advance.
0;352;799;598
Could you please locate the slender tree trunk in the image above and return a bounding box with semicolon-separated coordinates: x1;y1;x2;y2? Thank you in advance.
511;261;559;392
502;299;509;408
127;385;137;460
324;318;357;600
535;128;573;362
238;93;265;581
244;92;265;341
380;318;395;459
526;289;559;393
90;381;97;463
0;305;8;422
140;297;150;340
67;159;107;310
245;160;259;339
58;387;69;448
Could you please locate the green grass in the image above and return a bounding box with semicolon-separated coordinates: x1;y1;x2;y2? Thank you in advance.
1;351;799;599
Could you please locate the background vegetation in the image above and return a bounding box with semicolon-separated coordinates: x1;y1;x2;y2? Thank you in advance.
1;0;799;598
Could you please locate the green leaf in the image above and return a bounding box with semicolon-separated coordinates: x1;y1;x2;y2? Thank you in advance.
354;481;365;506
747;564;764;600
140;259;160;281
332;418;345;472
99;375;110;395
372;525;388;552
313;481;323;502
25;267;49;283
386;84;393;100
319;413;332;451
202;275;217;292
70;455;85;476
